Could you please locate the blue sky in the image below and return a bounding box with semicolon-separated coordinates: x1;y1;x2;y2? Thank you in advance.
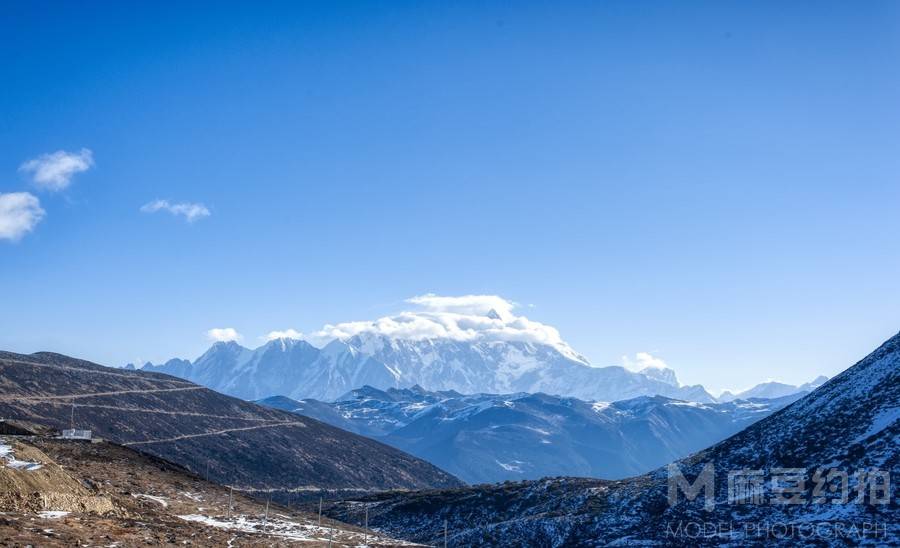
1;1;898;393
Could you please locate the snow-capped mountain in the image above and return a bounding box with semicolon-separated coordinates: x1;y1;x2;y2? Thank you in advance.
260;386;800;483
343;333;716;402
637;365;679;386
139;296;850;403
717;374;828;401
140;335;716;403
325;330;900;546
142;338;397;401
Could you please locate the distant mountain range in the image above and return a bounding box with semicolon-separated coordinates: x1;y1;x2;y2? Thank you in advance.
134;335;826;406
132;335;723;403
717;374;829;401
324;330;900;546
0;350;461;495
259;386;802;483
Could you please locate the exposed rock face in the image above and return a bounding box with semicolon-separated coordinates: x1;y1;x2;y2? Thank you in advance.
0;439;117;516
0;438;415;546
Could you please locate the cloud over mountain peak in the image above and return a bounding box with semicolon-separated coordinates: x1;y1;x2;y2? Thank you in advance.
310;294;585;362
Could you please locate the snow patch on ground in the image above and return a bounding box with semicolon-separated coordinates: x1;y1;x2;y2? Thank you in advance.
178;513;406;544
37;511;69;519
665;400;709;409
132;493;169;507
496;459;525;472
591;401;612;413
854;406;900;442
0;444;43;471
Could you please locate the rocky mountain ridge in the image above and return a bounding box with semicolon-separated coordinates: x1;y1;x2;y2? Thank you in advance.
261;387;802;483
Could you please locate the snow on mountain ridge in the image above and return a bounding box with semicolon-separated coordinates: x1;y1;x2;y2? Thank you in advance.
139;334;720;403
133;295;822;404
259;387;801;483
717;374;829;402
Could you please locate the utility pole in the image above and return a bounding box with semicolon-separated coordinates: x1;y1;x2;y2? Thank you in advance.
263;495;270;536
444;519;448;548
328;518;334;547
70;401;75;430
318;496;323;527
205;460;209;482
227;485;234;520
364;505;368;547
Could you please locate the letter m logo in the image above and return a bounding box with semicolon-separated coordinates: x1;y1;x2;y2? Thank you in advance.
668;462;715;511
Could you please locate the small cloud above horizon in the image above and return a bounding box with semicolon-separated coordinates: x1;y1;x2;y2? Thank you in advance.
405;293;517;319
265;329;304;341
207;327;242;343
0;192;45;242
19;148;94;191
621;352;669;371
141;199;210;222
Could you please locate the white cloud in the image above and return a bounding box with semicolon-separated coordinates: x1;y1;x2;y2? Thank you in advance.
406;293;516;319
141;199;210;222
19;148;94;191
0;192;45;242
265;329;304;341
311;294;587;363
206;327;242;343
622;352;668;371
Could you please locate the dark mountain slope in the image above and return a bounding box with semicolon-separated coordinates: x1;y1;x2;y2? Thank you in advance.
0;351;462;497
325;331;900;546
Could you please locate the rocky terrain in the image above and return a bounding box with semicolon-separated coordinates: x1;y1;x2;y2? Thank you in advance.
261;387;800;483
324;331;900;546
0;436;416;546
0;350;462;503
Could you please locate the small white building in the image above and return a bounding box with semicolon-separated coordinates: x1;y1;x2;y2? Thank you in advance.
60;429;92;440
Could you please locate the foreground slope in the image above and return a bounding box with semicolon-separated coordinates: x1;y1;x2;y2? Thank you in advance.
325;331;900;546
0;437;415;546
0;350;462;497
262;387;799;483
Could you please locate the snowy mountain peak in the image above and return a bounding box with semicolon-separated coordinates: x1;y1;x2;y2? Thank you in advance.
262;336;308;352
638;366;679;387
322;337;357;358
717;373;830;402
205;340;248;355
132;296;823;405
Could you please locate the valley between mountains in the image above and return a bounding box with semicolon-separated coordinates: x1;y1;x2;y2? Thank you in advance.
0;328;894;546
